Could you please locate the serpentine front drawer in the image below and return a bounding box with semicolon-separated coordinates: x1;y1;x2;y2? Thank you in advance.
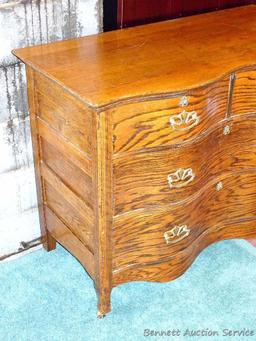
114;115;256;214
112;77;230;154
113;171;256;275
12;5;256;317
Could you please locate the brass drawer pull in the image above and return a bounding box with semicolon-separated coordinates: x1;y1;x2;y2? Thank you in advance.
167;168;195;188
169;110;200;131
164;225;190;245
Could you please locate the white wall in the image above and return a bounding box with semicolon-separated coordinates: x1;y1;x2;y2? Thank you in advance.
0;0;102;257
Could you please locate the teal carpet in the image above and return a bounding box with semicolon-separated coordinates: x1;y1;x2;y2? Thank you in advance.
1;240;256;341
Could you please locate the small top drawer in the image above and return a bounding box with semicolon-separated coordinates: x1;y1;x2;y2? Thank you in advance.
111;77;230;154
232;70;256;116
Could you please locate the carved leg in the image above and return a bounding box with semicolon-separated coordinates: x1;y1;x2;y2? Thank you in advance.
43;232;56;252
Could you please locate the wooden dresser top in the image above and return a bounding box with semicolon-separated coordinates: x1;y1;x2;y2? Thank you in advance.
13;5;256;109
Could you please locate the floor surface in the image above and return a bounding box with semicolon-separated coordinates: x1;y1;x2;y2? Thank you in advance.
1;239;256;341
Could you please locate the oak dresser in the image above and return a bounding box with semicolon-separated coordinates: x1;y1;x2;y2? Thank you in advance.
13;5;256;317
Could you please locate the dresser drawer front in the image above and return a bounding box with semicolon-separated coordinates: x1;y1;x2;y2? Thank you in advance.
113;171;256;272
232;70;256;116
113;219;256;287
112;77;230;154
114;115;256;214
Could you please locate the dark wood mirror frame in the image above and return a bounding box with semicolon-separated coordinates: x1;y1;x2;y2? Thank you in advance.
104;0;255;31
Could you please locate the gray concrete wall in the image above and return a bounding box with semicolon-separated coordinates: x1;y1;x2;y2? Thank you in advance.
0;0;103;257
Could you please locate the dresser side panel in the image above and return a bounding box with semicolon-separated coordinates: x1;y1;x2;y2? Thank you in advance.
34;72;93;157
27;67;97;279
26;67;56;251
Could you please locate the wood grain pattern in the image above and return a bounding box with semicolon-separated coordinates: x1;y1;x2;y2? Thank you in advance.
114;114;256;214
35;73;93;155
93;110;113;316
41;162;94;227
26;69;99;305
113;219;256;286
26;67;56;251
12;6;256;108
112;77;230;153
44;181;94;253
37;118;92;177
41;137;93;203
16;7;256;316
113;170;256;271
232;70;256;115
45;206;95;279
